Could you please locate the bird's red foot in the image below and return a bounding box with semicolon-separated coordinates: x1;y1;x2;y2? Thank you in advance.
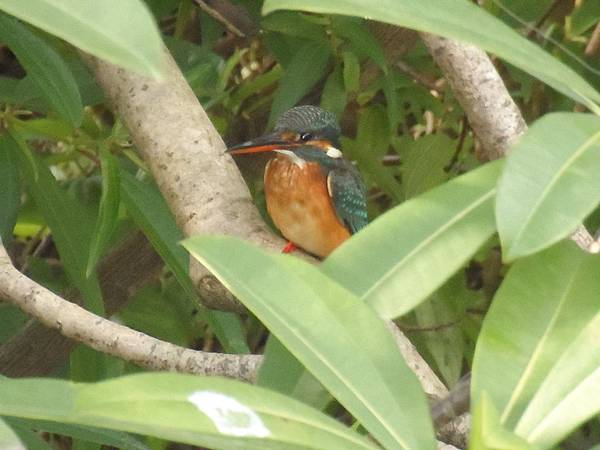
282;241;297;254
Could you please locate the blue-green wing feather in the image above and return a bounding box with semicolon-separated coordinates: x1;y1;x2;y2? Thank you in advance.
328;168;368;234
295;146;368;233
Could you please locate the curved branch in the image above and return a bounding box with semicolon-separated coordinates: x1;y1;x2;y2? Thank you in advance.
83;48;289;312
420;33;599;254
421;35;527;160
0;243;262;381
0;232;162;377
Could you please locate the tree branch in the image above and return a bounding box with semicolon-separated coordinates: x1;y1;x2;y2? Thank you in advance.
420;33;600;253
584;22;600;57
193;0;257;37
0;232;162;376
0;242;262;382
420;35;527;160
82;48;290;313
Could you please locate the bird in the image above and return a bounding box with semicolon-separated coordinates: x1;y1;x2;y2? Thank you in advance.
227;105;368;258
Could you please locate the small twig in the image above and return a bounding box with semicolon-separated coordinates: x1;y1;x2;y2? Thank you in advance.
525;0;562;39
398;319;462;333
19;233;53;274
17;227;46;272
0;243;262;382
431;373;471;428
585;22;600;57
384;321;449;401
445;115;468;172
396;60;440;92
76;147;101;166
193;0;245;37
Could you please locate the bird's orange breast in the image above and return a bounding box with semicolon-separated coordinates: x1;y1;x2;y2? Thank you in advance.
264;154;350;258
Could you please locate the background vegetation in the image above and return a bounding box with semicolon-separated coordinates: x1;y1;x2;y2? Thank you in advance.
0;1;599;449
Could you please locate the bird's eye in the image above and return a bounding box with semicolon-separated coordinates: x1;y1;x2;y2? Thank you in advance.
300;132;313;141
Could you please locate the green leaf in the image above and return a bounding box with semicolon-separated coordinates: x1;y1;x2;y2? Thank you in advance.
268;40;331;128
401;134;455;199
0;417;28;450
496;113;600;261
258;336;332;410
515;314;600;447
86;149;120;278
323;160;502;319
320;64;347;120
470;393;538;450
70;345;123;382
331;16;387;70
342;51;360;93
0;302;28;344
0;13;82;125
119;168;248;354
262;0;600;107
208;311;251;355
0;374;378;450
6;128;104;314
382;72;401;130
472;241;600;448
0;135;20;244
120;168;195;301
0;0;164;78
13;117;75;141
413;276;466;388
120;283;198;348
261;11;327;42
228;65;282;113
570;0;600;36
184;236;436;450
6;417;148;450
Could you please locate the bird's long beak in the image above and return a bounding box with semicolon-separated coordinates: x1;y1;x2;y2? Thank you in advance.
226;132;299;155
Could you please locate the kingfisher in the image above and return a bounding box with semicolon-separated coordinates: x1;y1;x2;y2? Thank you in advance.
227;105;368;258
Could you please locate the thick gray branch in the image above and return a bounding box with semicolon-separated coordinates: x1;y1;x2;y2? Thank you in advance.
83;48;288;312
0;244;262;382
421;34;527;159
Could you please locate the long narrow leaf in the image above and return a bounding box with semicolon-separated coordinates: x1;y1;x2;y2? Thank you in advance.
496;113;600;261
5;417;148;450
262;0;600;106
0;12;82;125
268;40;331;127
257;336;332;410
86;149;120;278
0;0;164;78
0;374;378;450
6;129;104;314
184;236;436;450
0;135;20;244
119;168;249;354
472;241;600;448
323;161;502;319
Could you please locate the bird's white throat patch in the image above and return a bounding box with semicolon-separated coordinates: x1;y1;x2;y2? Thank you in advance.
326;145;342;158
275;149;306;168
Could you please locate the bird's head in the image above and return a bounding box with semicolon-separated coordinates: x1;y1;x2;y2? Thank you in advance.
227;105;342;158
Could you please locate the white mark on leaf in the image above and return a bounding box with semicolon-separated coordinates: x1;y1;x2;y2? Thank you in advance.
187;391;270;438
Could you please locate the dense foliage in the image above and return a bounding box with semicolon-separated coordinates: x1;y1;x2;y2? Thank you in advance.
0;1;599;449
